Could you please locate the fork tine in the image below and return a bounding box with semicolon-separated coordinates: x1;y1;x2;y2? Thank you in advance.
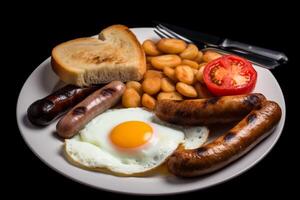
156;25;175;38
153;29;168;39
157;24;192;43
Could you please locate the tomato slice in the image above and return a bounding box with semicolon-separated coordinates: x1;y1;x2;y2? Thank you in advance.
203;55;257;96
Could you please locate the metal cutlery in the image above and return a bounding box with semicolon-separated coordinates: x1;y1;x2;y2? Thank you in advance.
153;22;288;69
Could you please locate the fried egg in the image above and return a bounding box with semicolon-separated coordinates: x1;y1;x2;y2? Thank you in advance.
65;108;209;175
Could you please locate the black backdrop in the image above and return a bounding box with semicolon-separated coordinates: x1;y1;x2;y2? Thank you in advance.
10;3;298;199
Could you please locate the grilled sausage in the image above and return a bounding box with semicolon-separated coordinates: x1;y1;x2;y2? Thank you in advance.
27;84;101;126
56;81;125;139
167;100;282;177
155;93;266;125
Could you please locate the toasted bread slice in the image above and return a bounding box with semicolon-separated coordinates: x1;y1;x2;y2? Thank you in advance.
51;25;146;86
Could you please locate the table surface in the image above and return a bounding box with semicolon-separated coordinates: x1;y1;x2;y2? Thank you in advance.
11;7;297;198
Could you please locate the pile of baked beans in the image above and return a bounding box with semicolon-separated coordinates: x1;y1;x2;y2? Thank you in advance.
122;38;222;110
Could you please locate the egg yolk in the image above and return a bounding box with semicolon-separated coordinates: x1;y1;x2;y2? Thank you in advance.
109;121;153;149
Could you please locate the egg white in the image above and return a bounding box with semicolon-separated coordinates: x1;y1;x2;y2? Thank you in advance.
65;108;209;175
65;108;183;174
152;116;209;149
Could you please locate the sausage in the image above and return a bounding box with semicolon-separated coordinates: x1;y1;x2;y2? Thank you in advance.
155;93;266;125
56;81;125;139
27;84;101;126
167;100;282;177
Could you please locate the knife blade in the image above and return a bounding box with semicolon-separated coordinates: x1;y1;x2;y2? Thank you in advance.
154;21;288;65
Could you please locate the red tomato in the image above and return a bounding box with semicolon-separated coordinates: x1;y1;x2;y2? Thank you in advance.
203;55;257;96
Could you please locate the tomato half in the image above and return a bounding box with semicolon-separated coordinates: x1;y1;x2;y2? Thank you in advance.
203;55;257;96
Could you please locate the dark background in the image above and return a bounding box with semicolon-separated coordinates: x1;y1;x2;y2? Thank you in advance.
10;3;298;199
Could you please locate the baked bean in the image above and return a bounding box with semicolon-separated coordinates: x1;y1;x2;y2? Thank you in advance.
157;92;183;101
161;77;175;92
151;55;181;70
179;44;199;60
194;51;203;63
142;77;161;95
144;70;164;79
122;88;141;108
142;93;156;110
176;82;198;97
157;38;187;54
163;66;178;81
142;40;162;56
194;82;213;98
192;68;198;75
181;59;199;69
175;65;194;85
196;65;205;83
198;62;207;68
202;50;222;62
192;69;198;84
126;81;143;95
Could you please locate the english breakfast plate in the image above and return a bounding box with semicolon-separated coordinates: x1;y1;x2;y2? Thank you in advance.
16;28;286;195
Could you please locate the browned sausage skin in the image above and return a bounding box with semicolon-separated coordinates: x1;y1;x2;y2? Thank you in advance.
167;101;282;177
155;93;266;125
56;81;125;139
27;84;101;126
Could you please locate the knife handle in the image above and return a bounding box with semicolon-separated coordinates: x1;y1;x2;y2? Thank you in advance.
205;47;281;69
221;39;288;64
225;49;280;69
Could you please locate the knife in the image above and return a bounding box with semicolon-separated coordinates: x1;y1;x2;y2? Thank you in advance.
205;47;280;69
153;21;288;67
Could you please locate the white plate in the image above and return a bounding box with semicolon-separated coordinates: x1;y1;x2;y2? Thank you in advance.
16;28;286;195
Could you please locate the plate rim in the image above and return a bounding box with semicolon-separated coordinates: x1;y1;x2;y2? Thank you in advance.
16;27;286;195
